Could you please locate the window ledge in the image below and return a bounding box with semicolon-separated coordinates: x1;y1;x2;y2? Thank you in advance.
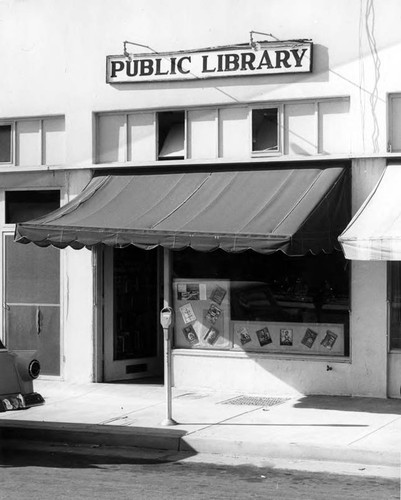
172;348;351;363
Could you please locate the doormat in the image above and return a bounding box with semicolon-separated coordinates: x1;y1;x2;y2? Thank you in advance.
218;396;290;407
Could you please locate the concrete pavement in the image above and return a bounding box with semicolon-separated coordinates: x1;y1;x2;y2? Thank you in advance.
0;380;400;471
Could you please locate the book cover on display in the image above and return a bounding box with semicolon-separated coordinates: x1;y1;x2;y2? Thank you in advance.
280;328;293;346
177;283;207;301
204;326;219;345
179;303;197;324
205;303;222;324
256;327;272;346
301;328;318;348
209;285;227;305
182;324;199;345
237;326;252;345
321;330;338;350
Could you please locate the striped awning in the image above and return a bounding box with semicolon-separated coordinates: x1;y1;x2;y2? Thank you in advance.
339;165;401;260
15;165;350;255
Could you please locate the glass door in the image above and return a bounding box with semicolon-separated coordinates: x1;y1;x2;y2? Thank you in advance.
103;246;163;381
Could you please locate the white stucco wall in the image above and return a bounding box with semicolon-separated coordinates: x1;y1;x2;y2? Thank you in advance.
0;0;400;393
61;170;94;382
1;0;401;162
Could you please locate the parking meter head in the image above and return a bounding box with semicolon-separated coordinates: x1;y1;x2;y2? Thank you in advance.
160;307;173;329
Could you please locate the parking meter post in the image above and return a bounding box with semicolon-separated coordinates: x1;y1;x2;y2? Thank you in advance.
160;306;177;426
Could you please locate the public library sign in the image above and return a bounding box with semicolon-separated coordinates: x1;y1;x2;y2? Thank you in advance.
106;40;312;83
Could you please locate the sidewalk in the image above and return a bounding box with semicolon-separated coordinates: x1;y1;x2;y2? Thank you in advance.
0;380;400;470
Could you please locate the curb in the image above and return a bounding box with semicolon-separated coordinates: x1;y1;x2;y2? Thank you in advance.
0;421;186;452
0;421;399;468
180;436;400;467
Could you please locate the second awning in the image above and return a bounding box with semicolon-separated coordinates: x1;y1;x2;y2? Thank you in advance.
339;164;401;260
15;165;350;255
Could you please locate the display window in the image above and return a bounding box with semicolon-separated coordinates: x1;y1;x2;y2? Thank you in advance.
173;249;350;356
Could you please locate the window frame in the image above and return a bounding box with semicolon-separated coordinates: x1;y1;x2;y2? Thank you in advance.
95;97;350;165
0;117;65;168
388;93;401;153
0;122;14;165
156;109;187;161
249;105;283;157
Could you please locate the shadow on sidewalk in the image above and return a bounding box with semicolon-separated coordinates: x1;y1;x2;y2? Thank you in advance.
293;395;401;414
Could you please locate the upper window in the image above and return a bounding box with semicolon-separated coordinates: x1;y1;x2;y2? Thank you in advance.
5;190;60;223
158;111;185;160
388;94;401;152
0;117;65;167
0;124;12;163
96;98;350;164
252;108;279;153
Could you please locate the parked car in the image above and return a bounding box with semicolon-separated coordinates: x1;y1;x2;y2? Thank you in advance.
0;340;44;412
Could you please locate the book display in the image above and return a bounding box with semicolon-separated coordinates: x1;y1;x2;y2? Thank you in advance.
173;279;345;356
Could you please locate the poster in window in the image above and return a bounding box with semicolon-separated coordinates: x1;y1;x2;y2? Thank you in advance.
205;303;222;324
204;326;220;345
321;330;338;350
236;326;252;345
280;328;293;346
177;283;206;301
256;327;272;347
179;303;196;324
182;324;199;345
209;285;227;306
301;328;318;349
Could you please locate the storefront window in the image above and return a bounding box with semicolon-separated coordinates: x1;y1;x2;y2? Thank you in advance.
389;262;401;349
173;250;349;356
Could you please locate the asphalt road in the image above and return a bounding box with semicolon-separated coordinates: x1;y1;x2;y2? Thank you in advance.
0;446;398;500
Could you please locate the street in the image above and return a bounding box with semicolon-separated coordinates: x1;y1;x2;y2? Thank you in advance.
0;446;398;500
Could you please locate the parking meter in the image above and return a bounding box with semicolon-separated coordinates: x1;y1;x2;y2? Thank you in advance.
161;307;174;342
160;306;173;329
160;305;177;426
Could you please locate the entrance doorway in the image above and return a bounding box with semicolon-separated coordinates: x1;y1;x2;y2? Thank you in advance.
103;246;163;381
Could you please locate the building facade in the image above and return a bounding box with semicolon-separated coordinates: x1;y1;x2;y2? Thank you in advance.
1;0;401;398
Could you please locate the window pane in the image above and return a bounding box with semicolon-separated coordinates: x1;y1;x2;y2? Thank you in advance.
219;107;249;158
43;116;65;165
252;108;278;153
128;112;156;161
17;120;41;166
187;109;218;160
173;249;349;355
98;114;126;163
318;99;350;154
390;262;401;349
0;125;12;162
6;190;60;223
389;95;401;152
158;111;185;160
284;103;317;155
